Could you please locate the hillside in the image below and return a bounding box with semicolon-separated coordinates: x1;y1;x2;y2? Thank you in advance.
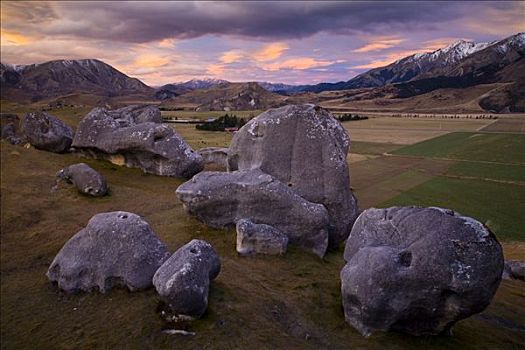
160;82;287;111
0;59;153;102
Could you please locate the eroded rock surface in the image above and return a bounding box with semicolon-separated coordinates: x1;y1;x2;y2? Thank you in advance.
153;239;221;318
341;206;504;337
176;169;330;257
47;211;170;293
56;163;108;197
21;112;73;152
228;104;357;248
236;219;288;255
198;147;229;170
72;106;203;178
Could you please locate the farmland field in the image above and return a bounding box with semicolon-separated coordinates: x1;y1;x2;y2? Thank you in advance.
1;106;524;349
391;132;525;164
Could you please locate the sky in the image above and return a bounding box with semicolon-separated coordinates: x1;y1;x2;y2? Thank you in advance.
1;1;524;86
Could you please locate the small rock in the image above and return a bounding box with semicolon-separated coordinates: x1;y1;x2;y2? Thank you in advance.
47;211;170;293
236;219;288;255
21;112;73;153
198;147;229;170
56;163;108;197
502;260;525;281
153;240;221;319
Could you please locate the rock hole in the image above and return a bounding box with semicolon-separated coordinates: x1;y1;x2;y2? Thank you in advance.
190;248;198;254
154;135;164;142
398;251;412;267
118;213;128;219
288;183;293;187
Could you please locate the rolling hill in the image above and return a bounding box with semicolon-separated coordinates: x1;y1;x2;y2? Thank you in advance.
159;82;287;111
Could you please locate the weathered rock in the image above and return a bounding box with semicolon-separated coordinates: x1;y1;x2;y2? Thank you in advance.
228;104;357;248
21;112;73;152
109;105;163;125
341;206;504;337
56;163;108;197
72;106;203;178
153;239;221;318
503;260;525;281
47;211;170;293
236;219;288;255
176;169;330;257
198;147;229;170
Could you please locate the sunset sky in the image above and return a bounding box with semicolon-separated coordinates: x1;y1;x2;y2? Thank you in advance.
1;1;524;86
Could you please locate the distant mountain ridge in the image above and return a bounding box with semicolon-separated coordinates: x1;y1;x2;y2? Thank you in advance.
302;32;525;93
1;59;152;102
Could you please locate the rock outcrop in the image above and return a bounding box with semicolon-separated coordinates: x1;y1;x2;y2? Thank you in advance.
341;206;504;337
47;211;170;293
56;163;108;197
236;219;288;255
503;260;525;281
227;104;358;248
1;113;25;145
153;239;221;318
176;169;330;257
72;106;203;178
21;112;73;152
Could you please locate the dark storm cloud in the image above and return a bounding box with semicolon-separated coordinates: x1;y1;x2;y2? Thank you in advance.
2;1;520;43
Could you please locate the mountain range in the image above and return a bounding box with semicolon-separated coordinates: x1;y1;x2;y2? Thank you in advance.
1;32;523;112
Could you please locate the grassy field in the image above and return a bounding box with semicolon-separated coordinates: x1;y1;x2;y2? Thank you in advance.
340;117;491;145
381;177;524;242
1;104;524;349
392;132;525;164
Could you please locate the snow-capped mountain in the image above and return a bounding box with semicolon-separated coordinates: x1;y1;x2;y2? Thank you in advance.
1;59;152;101
303;32;524;93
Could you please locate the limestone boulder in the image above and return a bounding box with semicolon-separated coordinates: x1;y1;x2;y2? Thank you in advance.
72;106;203;178
47;211;170;293
56;163;108;197
21;112;73;152
228;104;357;248
236;219;288;255
503;260;525;281
341;206;504;336
153;239;221;318
176;169;330;257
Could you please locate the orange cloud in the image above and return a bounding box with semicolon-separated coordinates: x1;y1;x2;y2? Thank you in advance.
220;50;244;63
207;63;225;76
157;38;175;48
261;57;336;71
133;55;170;68
0;29;35;45
253;42;288;62
353;37;404;53
463;5;525;35
353;50;417;69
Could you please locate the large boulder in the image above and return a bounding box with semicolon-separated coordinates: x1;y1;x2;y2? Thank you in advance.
228;104;357;248
56;163;108;197
1;113;25;145
72;106;203;178
21;112;73;152
47;211;171;293
341;206;504;337
176;169;330;257
236;219;288;255
153;239;221;319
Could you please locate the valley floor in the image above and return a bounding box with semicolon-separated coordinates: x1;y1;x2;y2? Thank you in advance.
1;106;524;349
